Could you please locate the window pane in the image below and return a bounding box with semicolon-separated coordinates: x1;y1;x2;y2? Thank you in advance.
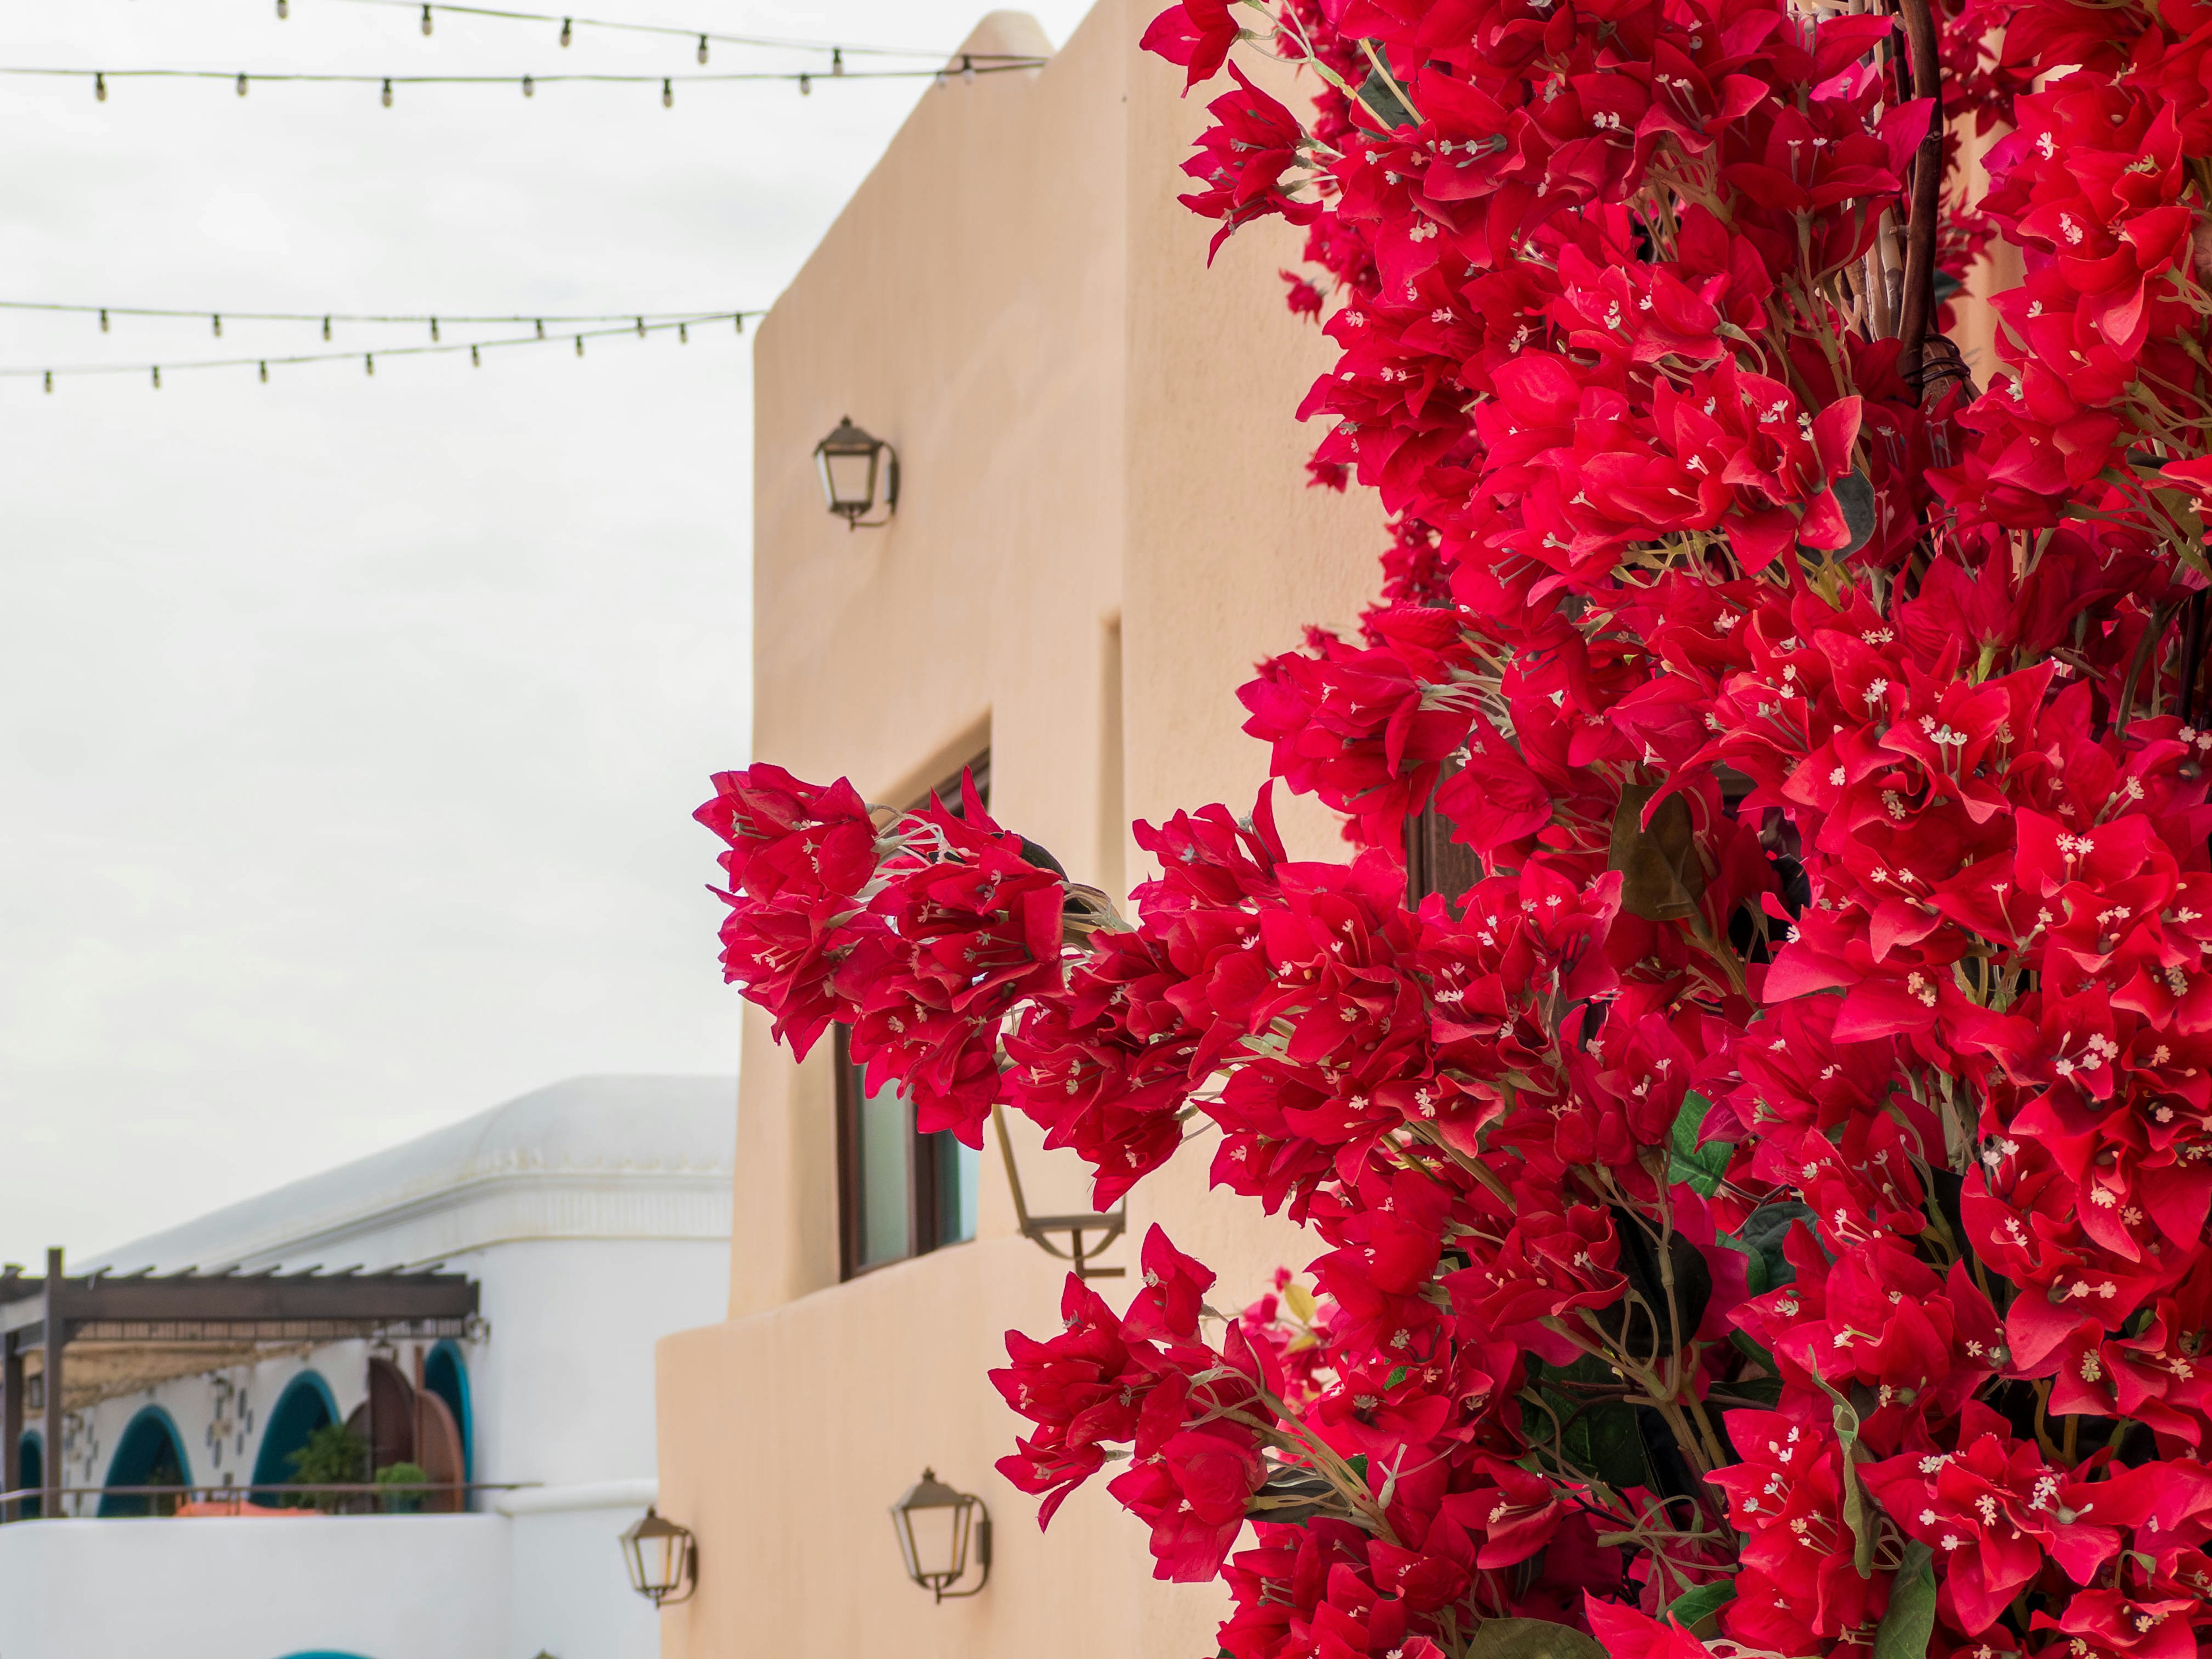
858;1077;911;1267
932;1131;980;1247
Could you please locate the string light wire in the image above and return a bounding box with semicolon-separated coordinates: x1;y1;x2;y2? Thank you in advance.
13;310;748;389
298;0;1041;63
0;55;1024;97
0;299;759;327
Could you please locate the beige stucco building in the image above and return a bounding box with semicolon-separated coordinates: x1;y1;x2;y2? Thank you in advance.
651;2;1384;1653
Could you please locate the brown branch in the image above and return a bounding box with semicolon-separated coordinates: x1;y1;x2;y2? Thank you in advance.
1895;0;1944;398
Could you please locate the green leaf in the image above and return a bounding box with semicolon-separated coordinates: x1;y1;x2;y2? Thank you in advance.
1873;1541;1938;1659
1668;1093;1733;1197
1344;1453;1369;1484
1385;1365;1410;1389
1351;42;1418;132
1811;1373;1875;1578
1724;1373;1783;1408
1586;1401;1652;1491
1664;1580;1737;1637
1463;1618;1607;1659
1604;1208;1713;1353
1728;1202;1810;1290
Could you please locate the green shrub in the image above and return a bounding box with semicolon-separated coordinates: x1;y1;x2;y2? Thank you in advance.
376;1461;429;1514
285;1423;368;1512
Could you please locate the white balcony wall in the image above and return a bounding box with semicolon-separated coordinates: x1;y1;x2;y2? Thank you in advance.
0;1514;509;1659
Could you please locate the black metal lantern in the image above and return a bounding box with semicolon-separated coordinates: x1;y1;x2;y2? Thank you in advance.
619;1506;698;1607
992;1104;1126;1279
889;1469;990;1600
814;416;899;528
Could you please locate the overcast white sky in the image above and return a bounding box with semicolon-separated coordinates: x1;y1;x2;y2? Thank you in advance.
0;0;1094;1263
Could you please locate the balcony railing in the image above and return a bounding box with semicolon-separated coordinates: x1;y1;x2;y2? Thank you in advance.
0;1481;533;1521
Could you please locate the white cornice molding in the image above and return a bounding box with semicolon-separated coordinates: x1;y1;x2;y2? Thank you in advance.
172;1168;733;1274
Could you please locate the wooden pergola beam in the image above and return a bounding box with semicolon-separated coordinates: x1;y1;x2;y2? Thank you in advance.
0;1249;479;1520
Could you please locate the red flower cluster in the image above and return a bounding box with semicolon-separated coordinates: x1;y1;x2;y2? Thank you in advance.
700;0;2212;1651
696;767;1064;1142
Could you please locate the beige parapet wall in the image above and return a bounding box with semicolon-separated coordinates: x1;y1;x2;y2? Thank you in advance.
653;1;1384;1655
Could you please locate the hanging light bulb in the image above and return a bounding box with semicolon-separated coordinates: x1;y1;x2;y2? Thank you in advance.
678;321;688;344
470;343;480;367
381;77;395;107
259;361;268;382
558;17;571;46
696;34;709;64
365;353;375;376
150;366;161;389
98;308;109;333
421;4;434;34
832;47;844;75
42;371;52;394
635;316;646;338
798;72;811;95
535;319;545;339
575;335;585;357
276;0;289;15
661;77;673;107
961;53;975;83
521;74;534;96
94;72;107;102
236;73;249;97
211;314;222;338
734;312;744;334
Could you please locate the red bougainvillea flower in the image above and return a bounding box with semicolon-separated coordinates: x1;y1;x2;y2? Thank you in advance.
705;0;2212;1649
1138;0;1240;90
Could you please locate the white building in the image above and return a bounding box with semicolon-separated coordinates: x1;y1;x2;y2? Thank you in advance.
0;1073;734;1659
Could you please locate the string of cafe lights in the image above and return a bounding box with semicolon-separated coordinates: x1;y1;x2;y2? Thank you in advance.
0;298;748;328
292;0;1045;66
0;309;756;391
11;55;1032;105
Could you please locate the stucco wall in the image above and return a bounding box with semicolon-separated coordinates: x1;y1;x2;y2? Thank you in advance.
657;2;1385;1656
0;1514;509;1659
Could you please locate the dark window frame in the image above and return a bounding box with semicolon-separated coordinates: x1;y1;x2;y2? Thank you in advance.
1404;770;1481;913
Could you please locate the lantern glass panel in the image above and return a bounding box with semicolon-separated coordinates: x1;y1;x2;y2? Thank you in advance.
904;1499;966;1583
817;444;878;514
638;1530;684;1593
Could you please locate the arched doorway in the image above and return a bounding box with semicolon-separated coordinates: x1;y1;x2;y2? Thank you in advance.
100;1406;191;1516
251;1372;338;1497
422;1342;471;1482
343;1355;414;1473
17;1430;40;1519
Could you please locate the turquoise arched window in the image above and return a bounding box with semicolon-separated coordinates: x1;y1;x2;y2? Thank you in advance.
100;1406;191;1517
423;1340;472;1481
251;1371;338;1495
17;1430;40;1519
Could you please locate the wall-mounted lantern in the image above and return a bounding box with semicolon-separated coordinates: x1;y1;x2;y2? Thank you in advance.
814;416;899;529
991;1104;1126;1279
890;1469;990;1601
619;1506;699;1607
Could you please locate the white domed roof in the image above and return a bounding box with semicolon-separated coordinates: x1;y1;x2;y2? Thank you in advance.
90;1075;736;1275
